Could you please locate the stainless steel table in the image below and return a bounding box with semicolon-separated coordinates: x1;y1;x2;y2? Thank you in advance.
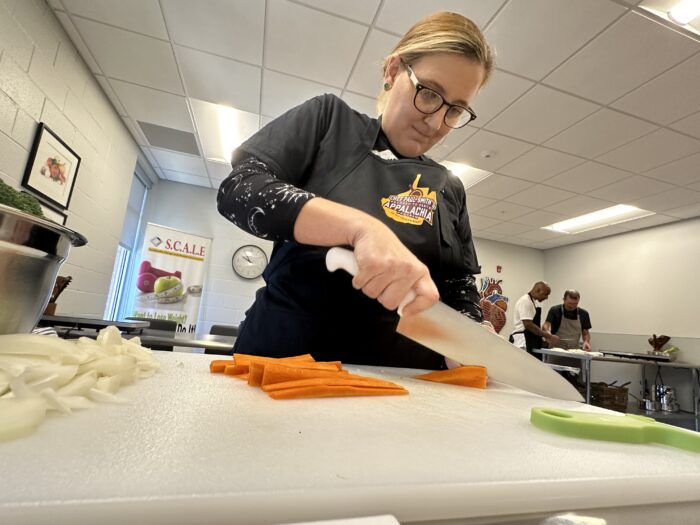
130;330;235;354
536;348;700;430
39;314;149;333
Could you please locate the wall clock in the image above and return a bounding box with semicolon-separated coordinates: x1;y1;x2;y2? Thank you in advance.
232;244;268;279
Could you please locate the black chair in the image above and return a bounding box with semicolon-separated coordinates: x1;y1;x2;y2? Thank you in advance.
127;317;177;351
209;324;239;337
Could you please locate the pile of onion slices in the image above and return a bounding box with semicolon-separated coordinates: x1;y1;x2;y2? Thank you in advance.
0;326;160;442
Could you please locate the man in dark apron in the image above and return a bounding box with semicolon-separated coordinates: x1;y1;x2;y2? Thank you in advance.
509;282;560;358
543;290;592;351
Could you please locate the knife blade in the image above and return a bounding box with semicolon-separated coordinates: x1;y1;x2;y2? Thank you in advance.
326;247;583;402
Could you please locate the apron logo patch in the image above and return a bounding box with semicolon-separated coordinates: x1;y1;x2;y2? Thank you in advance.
380;174;437;226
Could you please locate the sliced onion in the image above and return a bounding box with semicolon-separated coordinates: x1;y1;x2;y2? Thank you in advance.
0;398;47;442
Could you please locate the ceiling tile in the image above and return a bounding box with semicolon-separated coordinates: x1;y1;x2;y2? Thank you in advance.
346;29;399;97
163;169;211;187
512;209;568;228
122;117;147;146
445;130;534;172
55;12;100;73
467;214;502;231
162;0;264;65
95;74;127;116
544;108;657;158
470;69;534;127
341;91;378;118
498;147;585;182
176;46;261;113
375;0;504;34
484;221;535;236
261;70;341;119
468;174;534;199
485;0;625;80
611;53;700;125
670;110;700;140
466;194;497;212
110;78;193;131
688;181;700;192
544;194;615;216
62;0;168;39
543;13;699;104
474;231;509;242
150;147;205;175
505;184;577;207
643;152;700;186
588;174;675;202
73;16;183;93
629;187;700;212
428;126;478;160
485;85;599;144
545;161;632;193
665;202;700;219
596;128;700;172
295;0;380;24
265;0;367;87
476;201;535;221
206;160;232;182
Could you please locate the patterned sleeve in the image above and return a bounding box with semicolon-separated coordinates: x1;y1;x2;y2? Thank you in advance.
439;275;483;323
216;155;316;242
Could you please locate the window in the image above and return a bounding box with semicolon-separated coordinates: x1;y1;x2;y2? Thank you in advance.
103;171;148;320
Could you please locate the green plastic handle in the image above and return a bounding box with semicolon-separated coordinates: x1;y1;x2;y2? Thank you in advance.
531;407;700;453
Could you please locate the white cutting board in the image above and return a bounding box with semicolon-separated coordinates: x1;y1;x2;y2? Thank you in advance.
1;352;700;525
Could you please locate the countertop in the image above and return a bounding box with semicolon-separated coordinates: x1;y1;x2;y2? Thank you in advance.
2;352;700;525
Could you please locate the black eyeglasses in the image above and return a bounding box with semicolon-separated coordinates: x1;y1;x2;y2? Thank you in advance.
402;61;477;129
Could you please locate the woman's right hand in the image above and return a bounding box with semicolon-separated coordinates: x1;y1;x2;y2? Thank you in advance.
293;197;439;316
350;218;439;316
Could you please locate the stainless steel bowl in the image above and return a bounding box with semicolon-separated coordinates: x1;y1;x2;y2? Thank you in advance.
0;204;87;334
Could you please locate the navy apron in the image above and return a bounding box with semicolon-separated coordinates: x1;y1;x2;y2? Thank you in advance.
234;125;466;369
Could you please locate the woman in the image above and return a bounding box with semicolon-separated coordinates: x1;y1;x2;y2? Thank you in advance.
217;11;493;369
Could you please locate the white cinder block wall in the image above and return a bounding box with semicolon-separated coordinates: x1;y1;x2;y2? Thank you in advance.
0;0;139;317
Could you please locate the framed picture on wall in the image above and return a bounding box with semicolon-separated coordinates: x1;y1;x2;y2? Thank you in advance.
22;123;80;210
39;202;68;226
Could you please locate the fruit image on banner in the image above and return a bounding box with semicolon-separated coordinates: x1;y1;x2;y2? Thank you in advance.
479;277;508;334
131;223;211;331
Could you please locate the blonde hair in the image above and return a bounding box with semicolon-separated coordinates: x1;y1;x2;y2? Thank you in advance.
377;12;494;114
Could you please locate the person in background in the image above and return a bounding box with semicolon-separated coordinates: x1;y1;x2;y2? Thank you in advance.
509;281;560;356
543;289;592;351
217;12;493;369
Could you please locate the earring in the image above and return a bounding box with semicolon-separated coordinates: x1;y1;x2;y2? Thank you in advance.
383;82;392;91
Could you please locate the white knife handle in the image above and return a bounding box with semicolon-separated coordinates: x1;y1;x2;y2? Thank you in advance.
325;247;358;276
325;247;415;317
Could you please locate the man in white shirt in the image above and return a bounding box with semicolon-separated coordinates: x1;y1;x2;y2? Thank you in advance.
509;281;560;355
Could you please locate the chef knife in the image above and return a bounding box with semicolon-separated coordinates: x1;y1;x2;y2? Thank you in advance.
326;247;583;402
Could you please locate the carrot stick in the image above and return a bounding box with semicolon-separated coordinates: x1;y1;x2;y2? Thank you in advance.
262;376;405;392
415;366;488;389
268;385;407;400
260;362;346;386
209;359;234;373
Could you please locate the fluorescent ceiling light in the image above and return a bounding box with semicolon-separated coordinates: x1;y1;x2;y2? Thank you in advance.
668;0;700;25
440;161;492;188
541;205;655;234
189;99;259;163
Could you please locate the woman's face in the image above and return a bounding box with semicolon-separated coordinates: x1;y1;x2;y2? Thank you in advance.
381;52;485;158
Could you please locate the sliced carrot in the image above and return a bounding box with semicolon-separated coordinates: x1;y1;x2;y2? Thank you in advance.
268;385;407;400
260;362;346;386
228;353;316;377
209;359;234;373
415;366;488;389
262;375;405;392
